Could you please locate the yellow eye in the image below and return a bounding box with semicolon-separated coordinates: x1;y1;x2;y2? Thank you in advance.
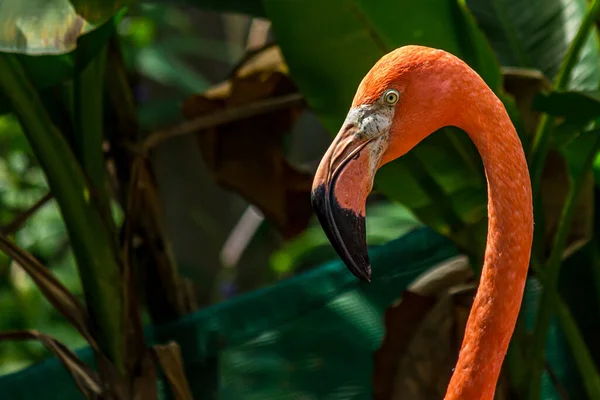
383;89;400;105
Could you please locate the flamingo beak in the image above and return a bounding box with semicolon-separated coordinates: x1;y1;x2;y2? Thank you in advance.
311;108;390;282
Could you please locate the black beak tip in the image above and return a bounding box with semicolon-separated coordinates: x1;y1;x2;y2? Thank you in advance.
345;251;371;282
311;184;372;283
354;264;372;282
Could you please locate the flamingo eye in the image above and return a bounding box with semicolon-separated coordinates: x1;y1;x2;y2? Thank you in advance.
383;89;400;105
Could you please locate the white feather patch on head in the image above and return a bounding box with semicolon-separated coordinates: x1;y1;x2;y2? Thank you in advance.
344;103;395;140
343;103;394;173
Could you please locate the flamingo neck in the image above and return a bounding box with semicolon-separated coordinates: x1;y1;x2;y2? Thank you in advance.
444;89;533;399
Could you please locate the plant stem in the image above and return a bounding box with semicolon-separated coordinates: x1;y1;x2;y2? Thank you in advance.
555;297;600;399
593;246;600;314
527;136;600;399
0;192;53;234
532;260;600;400
141;92;304;153
74;44;117;237
0;54;126;374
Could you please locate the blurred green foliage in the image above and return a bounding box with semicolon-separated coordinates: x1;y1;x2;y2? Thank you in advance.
0;114;84;374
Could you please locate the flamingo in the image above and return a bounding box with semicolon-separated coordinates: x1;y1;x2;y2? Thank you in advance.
311;45;534;399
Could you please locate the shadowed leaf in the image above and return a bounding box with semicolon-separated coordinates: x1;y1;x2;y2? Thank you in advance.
160;0;265;17
533;91;600;123
533;90;600;152
0;330;102;398
180;46;313;238
153;342;194;400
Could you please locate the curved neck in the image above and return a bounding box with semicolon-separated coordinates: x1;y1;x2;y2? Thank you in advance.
445;88;533;399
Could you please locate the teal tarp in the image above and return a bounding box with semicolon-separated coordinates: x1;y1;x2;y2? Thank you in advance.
0;228;578;399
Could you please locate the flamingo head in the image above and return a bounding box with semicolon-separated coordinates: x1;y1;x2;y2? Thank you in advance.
311;45;464;281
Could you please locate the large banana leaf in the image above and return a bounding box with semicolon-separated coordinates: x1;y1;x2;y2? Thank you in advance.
262;0;501;256
466;0;600;90
160;0;265;17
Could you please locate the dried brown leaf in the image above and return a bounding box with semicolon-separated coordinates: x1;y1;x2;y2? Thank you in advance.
0;330;102;398
106;41;197;320
153;342;194;400
373;291;437;400
121;159;163;374
388;291;459;399
0;234;98;350
123;158;197;318
130;351;159;400
373;257;473;400
234;45;286;78
372;257;515;400
181;46;312;238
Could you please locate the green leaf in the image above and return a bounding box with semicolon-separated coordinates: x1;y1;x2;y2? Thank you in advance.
74;44;112;204
533;90;600;121
134;45;209;94
0;0;132;55
264;0;500;132
562;129;600;181
466;0;600;91
532;90;600;147
0;53;126;372
263;0;501;256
